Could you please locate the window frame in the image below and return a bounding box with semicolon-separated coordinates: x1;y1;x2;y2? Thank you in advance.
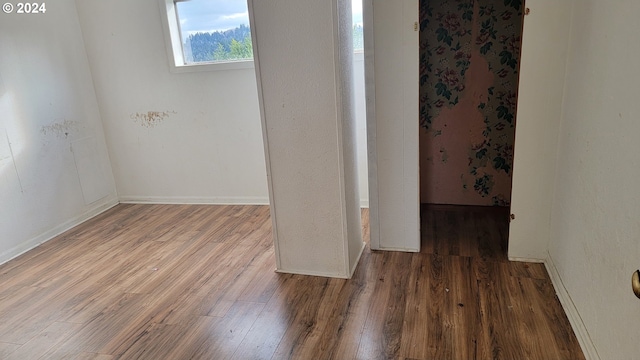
158;0;254;73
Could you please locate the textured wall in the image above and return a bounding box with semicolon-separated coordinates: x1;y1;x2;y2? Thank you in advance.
548;0;640;358
368;0;420;252
76;0;269;205
507;0;573;261
75;0;370;207
0;0;117;263
419;0;522;206
250;0;363;277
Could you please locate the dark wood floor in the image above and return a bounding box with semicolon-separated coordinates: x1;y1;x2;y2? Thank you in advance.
0;204;585;359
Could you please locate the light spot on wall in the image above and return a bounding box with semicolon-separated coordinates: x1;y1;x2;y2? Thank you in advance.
131;111;177;128
41;119;78;138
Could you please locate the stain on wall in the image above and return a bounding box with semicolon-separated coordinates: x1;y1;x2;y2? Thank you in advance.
41;119;79;138
419;0;522;206
131;110;177;128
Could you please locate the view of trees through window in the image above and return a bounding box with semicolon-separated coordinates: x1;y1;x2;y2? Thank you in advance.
176;0;364;65
183;24;253;63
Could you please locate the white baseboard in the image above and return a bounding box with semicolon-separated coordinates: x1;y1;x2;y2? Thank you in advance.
370;246;420;253
508;256;545;263
119;195;369;209
118;195;270;205
275;268;351;279
119;195;370;208
348;241;366;278
544;253;600;360
0;198;119;266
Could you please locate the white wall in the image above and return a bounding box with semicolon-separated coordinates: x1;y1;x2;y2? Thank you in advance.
354;53;369;207
548;0;640;358
249;0;363;278
508;0;574;261
74;0;269;204
367;0;420;252
74;0;369;207
0;0;117;264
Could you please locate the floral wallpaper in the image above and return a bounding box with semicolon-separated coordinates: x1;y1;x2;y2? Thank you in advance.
419;0;523;206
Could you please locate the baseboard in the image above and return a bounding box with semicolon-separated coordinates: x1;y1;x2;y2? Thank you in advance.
119;195;369;208
0;198;119;266
274;268;351;279
544;253;600;360
348;241;366;278
508;256;545;263
370;246;420;253
118;195;270;205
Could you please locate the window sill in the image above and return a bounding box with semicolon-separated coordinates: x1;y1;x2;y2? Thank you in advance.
169;60;255;73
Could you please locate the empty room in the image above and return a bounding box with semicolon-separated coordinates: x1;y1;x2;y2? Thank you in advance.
0;0;638;359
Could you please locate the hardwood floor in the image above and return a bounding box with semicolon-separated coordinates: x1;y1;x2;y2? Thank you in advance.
0;204;585;359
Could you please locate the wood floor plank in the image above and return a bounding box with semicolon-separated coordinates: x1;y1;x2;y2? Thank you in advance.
230;274;298;360
476;268;526;359
312;249;376;360
0;342;20;358
158;302;264;360
191;301;266;359
449;255;481;360
508;261;548;280
269;276;334;359
424;253;451;359
0;275;81;343
0;204;585;360
527;277;586;360
112;320;196;360
237;253;279;303
75;353;114;360
354;251;399;360
5;321;80;360
52;292;147;354
398;253;431;358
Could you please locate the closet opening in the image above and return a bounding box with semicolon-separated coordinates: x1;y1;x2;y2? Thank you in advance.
418;0;525;258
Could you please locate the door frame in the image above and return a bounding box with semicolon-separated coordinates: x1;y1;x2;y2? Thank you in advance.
364;0;420;252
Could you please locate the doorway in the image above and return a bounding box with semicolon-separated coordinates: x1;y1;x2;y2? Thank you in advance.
418;0;524;254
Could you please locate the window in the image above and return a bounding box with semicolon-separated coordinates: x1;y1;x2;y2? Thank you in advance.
352;0;363;52
160;0;253;72
160;0;363;72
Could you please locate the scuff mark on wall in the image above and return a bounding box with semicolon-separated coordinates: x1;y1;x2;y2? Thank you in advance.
41;119;79;138
5;130;23;193
131;110;177;128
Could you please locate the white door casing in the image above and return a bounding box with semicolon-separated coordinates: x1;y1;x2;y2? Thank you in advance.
365;0;420;252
